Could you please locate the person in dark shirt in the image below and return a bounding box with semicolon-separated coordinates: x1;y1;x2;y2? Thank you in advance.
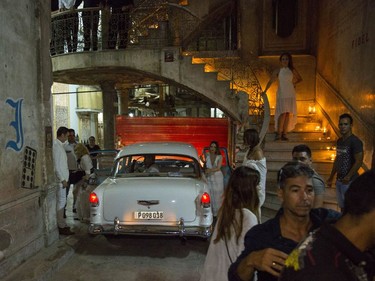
228;162;340;281
280;170;375;281
107;0;134;49
82;0;104;51
327;113;363;212
86;136;100;152
86;136;101;168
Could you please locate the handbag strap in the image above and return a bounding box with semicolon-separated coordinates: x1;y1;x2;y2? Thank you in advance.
224;235;234;264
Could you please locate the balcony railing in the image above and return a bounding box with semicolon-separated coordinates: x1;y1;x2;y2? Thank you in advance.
50;4;238;55
50;5;269;141
51;4;203;54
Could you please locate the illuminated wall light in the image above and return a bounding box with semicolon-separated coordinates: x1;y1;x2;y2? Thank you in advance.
330;154;336;161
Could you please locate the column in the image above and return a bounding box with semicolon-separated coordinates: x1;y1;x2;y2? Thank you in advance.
158;86;165;117
116;87;129;116
100;82;117;149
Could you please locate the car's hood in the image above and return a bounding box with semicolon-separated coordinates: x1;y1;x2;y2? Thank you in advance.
98;177;207;223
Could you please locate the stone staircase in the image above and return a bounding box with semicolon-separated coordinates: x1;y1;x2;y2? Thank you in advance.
242;115;340;221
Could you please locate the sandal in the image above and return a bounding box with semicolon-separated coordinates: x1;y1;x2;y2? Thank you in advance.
275;133;281;141
281;134;289;141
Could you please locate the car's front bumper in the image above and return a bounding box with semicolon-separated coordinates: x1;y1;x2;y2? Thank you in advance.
89;217;212;238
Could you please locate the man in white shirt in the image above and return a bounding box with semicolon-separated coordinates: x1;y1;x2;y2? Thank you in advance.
65;128;82;215
53;126;74;235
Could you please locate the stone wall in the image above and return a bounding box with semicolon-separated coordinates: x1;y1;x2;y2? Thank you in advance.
0;1;56;278
315;0;375;169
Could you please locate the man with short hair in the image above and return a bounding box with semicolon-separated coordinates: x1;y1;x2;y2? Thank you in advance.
86;135;100;152
53;126;75;235
65;128;84;215
280;170;375;281
292;144;325;208
86;135;101;168
327;113;364;212
228;162;340;281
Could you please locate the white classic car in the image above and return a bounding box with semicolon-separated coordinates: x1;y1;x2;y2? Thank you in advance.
88;142;213;238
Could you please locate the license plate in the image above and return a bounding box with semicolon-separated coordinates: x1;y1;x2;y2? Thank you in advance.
134;211;164;220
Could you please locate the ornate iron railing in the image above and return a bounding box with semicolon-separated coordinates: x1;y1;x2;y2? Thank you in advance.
190;51;270;142
50;3;269;142
50;3;202;53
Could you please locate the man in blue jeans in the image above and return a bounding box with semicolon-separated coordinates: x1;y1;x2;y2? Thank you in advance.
327;113;363;212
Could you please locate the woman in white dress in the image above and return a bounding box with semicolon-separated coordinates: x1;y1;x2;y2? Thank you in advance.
263;52;302;141
200;166;260;281
242;129;267;208
204;141;224;217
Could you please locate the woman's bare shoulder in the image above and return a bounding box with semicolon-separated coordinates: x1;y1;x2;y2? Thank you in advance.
251;146;264;160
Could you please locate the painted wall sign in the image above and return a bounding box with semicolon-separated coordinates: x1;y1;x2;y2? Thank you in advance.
352;32;370;48
5;98;24;152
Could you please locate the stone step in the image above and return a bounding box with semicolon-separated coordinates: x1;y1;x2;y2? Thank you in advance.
266;167;332;182
264;140;336;150
266;159;334;171
262;193;281;212
264;149;336;161
235;151;336;169
265;179;279;192
265;131;329;142
269;114;324;123
267;122;323;133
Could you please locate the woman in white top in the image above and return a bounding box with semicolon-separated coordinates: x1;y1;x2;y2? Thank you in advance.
263;52;302;141
204;141;224;217
200;166;260;281
242;129;267;207
74;143;93;177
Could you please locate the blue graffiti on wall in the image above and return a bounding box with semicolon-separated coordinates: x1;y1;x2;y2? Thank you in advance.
5;98;24;151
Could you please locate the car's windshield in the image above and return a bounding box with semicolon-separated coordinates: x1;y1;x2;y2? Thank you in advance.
90;150;118;184
92;151;118;170
113;154;199;178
